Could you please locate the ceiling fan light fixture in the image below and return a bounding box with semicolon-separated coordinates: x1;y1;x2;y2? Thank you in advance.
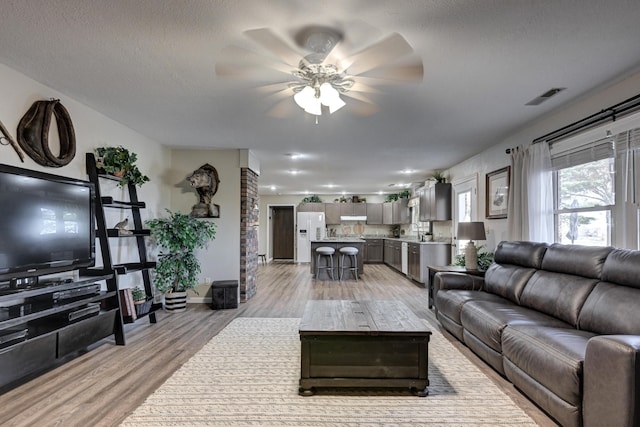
319;82;346;114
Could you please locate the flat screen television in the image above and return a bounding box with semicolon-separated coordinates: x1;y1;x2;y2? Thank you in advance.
0;164;95;284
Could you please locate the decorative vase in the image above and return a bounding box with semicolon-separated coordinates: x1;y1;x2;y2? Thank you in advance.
164;291;187;312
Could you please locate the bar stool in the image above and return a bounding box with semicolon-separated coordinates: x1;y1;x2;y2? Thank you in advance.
315;246;335;280
258;254;267;265
339;247;359;281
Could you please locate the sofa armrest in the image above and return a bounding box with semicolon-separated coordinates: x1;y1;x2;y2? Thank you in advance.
434;272;485;294
583;335;640;427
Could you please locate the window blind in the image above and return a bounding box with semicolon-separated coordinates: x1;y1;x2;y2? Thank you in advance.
551;136;614;170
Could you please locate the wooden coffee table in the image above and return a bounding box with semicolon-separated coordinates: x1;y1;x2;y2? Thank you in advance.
298;299;431;396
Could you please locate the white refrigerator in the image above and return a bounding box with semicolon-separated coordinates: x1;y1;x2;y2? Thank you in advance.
296;212;326;262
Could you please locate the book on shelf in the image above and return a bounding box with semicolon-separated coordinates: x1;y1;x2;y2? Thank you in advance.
118;288;137;320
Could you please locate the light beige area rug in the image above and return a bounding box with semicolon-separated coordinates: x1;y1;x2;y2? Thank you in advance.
121;317;537;426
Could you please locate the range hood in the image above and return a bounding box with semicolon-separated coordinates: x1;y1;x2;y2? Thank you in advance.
340;215;367;221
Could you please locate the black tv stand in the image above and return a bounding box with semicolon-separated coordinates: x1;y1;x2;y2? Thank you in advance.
0;274;120;390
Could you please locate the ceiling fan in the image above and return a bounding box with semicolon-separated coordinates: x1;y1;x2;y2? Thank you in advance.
215;25;424;119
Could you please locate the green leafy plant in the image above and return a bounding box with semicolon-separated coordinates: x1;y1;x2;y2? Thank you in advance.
130;286;146;302
301;194;322;203
384;190;410;202
452;245;495;270
145;209;217;294
95;145;150;187
430;171;447;183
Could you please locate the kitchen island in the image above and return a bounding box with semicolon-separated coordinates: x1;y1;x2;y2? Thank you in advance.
310;239;365;279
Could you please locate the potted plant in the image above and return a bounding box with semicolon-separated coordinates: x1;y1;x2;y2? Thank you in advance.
430;171;447;183
131;286;152;317
145;209;217;312
452;245;495;270
95;145;150;187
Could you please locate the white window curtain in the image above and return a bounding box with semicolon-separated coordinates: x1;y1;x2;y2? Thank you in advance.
507;142;554;242
615;128;640;205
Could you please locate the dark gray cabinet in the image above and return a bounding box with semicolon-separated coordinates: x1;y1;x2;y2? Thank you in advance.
383;239;402;271
298;202;325;212
339;202;367;216
364;239;384;263
324;203;341;224
393;198;410;224
383;200;410;224
406;242;452;284
419;183;452;221
366;203;383;224
383;203;394;225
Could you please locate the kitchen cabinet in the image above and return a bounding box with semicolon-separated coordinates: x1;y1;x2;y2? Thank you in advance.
339;202;367;216
406;242;452;285
419;183;452;221
298;202;325;212
383;203;393;225
393;198;410;224
366;203;383;224
383;239;402;271
324;203;341;224
382;200;410;224
364;239;384;263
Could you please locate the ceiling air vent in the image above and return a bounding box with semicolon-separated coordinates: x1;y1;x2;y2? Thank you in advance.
525;88;566;106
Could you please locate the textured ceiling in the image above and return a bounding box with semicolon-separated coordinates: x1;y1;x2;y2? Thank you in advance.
1;0;640;195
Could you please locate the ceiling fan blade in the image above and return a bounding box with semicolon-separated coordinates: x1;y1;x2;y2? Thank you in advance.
244;28;302;68
216;45;295;79
266;97;295;118
348;100;380;117
364;60;424;83
343;33;417;75
262;86;295;103
341;90;376;105
348;80;383;94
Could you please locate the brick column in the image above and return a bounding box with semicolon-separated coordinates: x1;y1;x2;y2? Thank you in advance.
239;168;258;302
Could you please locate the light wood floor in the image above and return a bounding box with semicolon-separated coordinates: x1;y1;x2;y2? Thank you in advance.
0;262;557;426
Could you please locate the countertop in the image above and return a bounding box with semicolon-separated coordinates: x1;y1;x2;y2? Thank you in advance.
311;239;366;243
384;237;452;245
314;237;450;245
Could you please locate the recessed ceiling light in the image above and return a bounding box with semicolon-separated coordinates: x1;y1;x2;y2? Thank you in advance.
289;170;299;175
401;169;416;174
270;185;276;191
286;153;303;160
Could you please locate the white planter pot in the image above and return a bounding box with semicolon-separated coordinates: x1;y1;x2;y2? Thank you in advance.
164;291;187;312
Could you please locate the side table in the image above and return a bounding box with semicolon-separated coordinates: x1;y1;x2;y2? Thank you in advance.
426;265;485;309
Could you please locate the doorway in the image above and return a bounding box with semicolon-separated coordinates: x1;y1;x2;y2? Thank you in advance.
271;206;294;260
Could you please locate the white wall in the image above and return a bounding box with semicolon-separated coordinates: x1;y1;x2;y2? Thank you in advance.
445;70;640;251
0;62;170;289
168;149;241;300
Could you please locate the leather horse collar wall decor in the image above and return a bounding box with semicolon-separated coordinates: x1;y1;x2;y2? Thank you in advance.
16;99;76;167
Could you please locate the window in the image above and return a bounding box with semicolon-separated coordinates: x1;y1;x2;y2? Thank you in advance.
552;139;615;246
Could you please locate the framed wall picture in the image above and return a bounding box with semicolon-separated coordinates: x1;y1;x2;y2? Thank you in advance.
486;166;510;219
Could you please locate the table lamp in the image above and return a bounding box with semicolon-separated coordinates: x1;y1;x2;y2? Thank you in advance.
457;222;486;270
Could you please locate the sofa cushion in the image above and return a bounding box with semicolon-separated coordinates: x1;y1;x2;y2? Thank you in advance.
502;325;596;407
483;263;537;304
540;243;613;279
460;300;570;353
436;290;506;325
493;240;548;268
519;270;598;326
600;248;640;289
578;282;640;335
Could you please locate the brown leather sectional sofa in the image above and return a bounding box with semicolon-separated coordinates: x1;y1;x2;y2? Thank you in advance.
434;241;640;427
